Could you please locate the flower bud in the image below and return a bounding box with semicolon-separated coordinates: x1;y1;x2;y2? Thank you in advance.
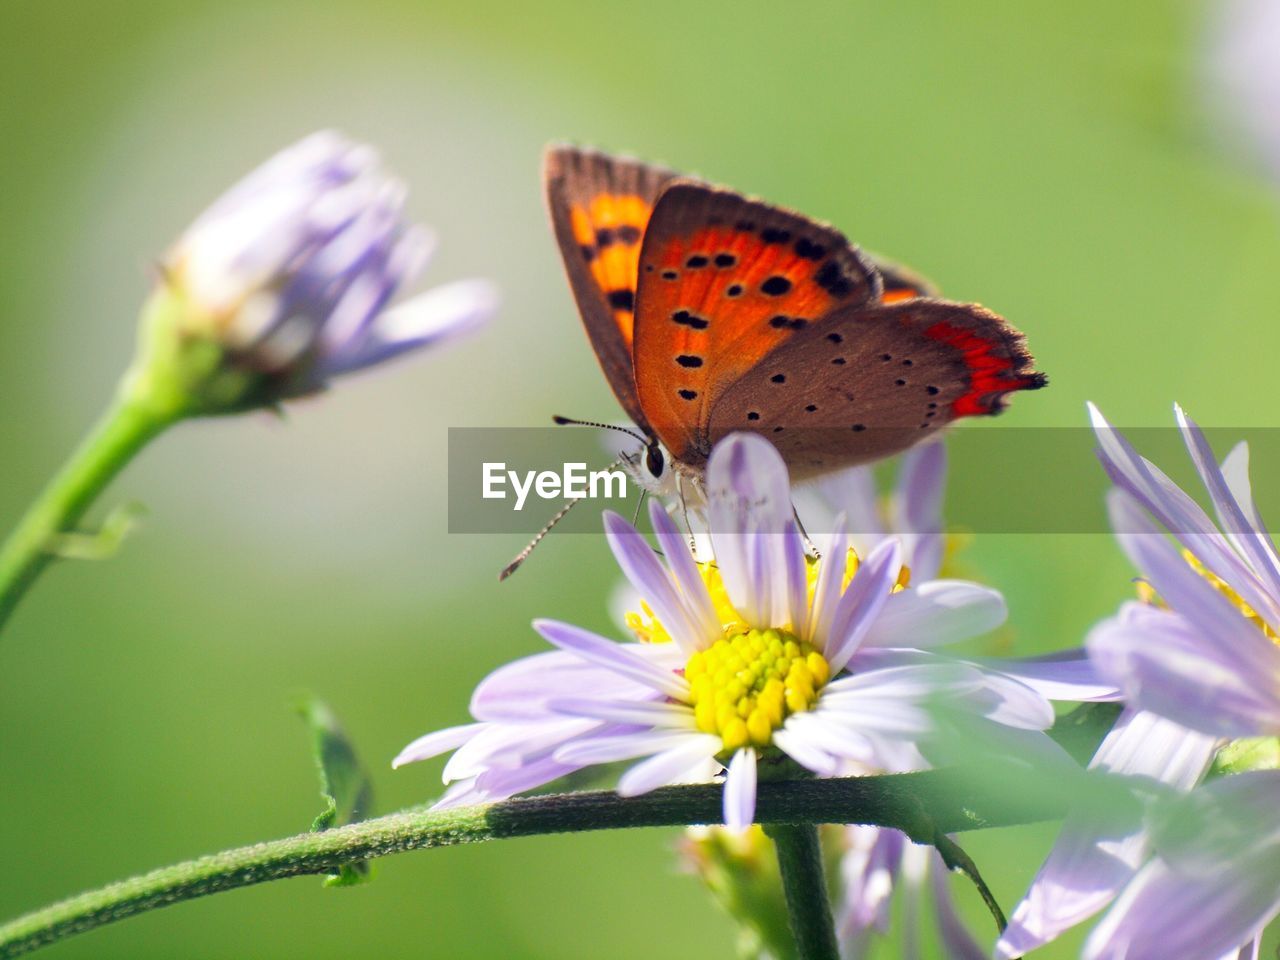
125;131;497;416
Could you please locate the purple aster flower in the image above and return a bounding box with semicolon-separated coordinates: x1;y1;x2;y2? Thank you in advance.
154;130;497;409
396;432;1070;831
999;402;1280;959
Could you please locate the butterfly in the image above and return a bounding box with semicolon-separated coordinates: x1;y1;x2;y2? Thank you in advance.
543;145;1046;487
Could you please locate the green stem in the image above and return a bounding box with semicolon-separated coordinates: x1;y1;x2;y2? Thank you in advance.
764;824;840;960
0;390;177;631
0;766;1071;958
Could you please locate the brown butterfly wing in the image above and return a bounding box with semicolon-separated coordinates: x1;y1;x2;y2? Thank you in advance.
705;298;1047;480
631;182;881;467
543;146;680;431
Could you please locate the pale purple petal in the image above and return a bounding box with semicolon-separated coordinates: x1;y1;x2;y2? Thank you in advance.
1221;442;1272;542
1107;490;1280;675
818;466;884;542
1083;856;1280;960
861;580;1006;649
553;729;699;765
927;849;987;960
974;649;1122;702
806;515;848;646
823;661;983;703
470;648;659;721
838;826;904;942
1089;403;1280;626
1088;600;1280;738
783;518;810;638
441;717;595;781
450;754;581;807
811;697;940;739
647;499;719;641
323;277;496;376
1149;770;1280;872
547;697;695;728
391;722;485;768
899;842;927;960
604;512;704;653
892;441;947;582
705;433;795;626
532;619;688;699
996;710;1216;958
825;539;902;674
723;747;758;831
968;671;1057;730
1175;404;1280;594
616;733;723;796
771;725;841;776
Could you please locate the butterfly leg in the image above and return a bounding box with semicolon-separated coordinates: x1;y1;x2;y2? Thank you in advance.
792;504;821;560
631;488;648;527
675;473;698;553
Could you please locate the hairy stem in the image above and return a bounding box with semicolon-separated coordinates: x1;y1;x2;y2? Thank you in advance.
765;824;840;960
0;764;1072;958
0;392;177;631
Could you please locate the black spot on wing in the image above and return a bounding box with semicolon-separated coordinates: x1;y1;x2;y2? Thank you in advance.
672;310;709;330
813;260;854;297
768;315;808;330
794;237;826;260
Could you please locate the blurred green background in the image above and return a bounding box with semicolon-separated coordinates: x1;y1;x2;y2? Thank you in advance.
2;0;1278;956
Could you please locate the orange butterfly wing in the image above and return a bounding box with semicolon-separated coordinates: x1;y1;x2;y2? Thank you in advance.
543;146;679;432
631;182;881;467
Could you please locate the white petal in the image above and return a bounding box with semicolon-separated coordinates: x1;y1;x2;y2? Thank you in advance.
723;747;758;831
616;734;723;796
391;722;484;768
553;730;698;765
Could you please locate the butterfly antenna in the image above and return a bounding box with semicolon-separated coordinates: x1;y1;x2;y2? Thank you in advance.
498;497;582;581
498;453;632;581
552;415;648;446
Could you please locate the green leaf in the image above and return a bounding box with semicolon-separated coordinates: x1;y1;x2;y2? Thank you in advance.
295;695;374;887
1211;736;1280;777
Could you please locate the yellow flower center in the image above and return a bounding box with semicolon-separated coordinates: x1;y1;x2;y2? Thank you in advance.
685;628;830;751
623;545;910;752
1182;550;1278;641
1138;550;1279;642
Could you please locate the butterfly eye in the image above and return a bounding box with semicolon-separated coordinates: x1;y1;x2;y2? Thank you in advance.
645;444;665;479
